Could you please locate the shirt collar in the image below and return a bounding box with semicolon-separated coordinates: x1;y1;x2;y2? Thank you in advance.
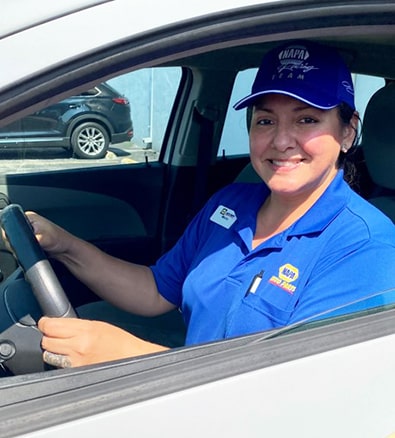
288;170;351;236
234;170;351;244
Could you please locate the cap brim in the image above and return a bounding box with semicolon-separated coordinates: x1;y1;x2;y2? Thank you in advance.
233;90;339;111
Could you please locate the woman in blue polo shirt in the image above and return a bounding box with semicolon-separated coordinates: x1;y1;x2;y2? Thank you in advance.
31;40;395;368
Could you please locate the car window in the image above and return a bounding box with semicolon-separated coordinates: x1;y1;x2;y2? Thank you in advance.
79;88;100;97
218;68;256;158
354;73;385;128
218;70;385;157
0;67;181;174
262;285;395;340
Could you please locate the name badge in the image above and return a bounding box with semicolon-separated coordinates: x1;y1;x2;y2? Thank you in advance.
210;205;237;229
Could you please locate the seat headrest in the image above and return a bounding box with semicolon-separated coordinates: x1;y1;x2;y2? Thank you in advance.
234;162;261;183
362;82;395;190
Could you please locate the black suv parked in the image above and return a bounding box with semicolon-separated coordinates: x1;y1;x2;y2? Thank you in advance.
0;82;133;159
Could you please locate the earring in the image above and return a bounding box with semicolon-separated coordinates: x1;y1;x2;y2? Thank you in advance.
341;145;348;153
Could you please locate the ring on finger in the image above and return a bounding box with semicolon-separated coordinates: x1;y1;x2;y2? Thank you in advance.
43;351;72;368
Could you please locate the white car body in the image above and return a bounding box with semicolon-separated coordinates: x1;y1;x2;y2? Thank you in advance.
0;1;395;437
25;333;395;438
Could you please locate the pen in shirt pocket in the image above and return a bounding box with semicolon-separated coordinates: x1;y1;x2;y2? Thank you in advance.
244;270;264;296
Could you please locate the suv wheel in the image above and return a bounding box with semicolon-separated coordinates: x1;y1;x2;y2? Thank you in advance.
71;122;110;159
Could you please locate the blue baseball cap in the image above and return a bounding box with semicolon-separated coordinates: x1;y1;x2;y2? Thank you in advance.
233;40;355;111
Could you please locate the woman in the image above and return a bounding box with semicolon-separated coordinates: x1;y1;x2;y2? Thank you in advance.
30;40;395;368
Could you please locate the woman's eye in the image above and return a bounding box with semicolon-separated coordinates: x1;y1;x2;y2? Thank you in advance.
256;118;273;126
300;117;318;124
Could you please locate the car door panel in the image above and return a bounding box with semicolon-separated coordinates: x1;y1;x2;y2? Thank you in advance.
0;163;168;285
0;186;147;240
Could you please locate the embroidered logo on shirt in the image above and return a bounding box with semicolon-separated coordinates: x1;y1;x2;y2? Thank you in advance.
210;205;237;229
269;263;299;294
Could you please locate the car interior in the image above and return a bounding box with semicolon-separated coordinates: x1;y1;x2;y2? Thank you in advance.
0;7;395;379
1;3;395;436
360;81;395;220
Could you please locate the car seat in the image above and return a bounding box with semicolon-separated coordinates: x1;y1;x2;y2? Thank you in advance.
361;82;395;221
234;161;261;183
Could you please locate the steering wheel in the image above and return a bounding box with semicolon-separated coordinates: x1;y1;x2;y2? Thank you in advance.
0;204;76;318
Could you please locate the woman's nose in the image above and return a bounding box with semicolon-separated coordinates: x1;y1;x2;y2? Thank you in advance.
271;124;295;151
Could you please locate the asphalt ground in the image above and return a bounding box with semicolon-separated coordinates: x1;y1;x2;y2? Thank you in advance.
0;142;158;174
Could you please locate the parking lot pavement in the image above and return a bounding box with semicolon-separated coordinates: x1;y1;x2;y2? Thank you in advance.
0;142;158;174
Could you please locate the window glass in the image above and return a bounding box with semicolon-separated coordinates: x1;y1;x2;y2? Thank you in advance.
218;68;256;157
0;67;181;175
79;88;100;97
353;74;385;124
218;70;385;157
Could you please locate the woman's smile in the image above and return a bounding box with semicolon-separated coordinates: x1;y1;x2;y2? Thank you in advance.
268;158;305;170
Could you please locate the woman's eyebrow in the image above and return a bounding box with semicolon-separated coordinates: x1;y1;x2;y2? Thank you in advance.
254;103;322;113
253;105;272;113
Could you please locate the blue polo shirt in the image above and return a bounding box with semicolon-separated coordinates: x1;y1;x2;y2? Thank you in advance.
151;171;395;345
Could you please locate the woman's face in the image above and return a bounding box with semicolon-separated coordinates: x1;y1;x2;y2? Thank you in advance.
249;93;356;203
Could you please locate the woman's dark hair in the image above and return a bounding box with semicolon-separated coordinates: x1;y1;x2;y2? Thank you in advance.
337;102;361;187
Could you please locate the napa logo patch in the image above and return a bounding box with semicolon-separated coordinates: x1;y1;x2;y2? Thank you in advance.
269;263;299;294
210;205;237;229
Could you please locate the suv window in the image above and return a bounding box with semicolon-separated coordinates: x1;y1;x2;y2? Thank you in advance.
0;67;181;174
79;88;100;97
218;70;385;157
